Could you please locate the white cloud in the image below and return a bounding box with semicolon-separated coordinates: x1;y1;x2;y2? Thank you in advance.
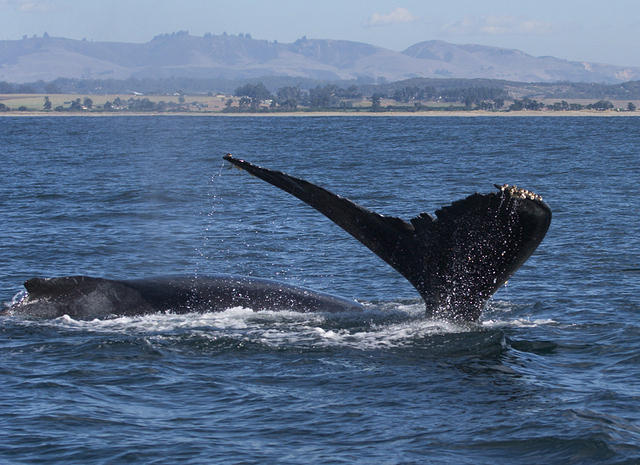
368;7;416;27
442;15;552;35
0;0;54;12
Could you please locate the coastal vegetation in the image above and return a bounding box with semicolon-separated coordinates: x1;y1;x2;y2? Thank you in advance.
1;78;638;114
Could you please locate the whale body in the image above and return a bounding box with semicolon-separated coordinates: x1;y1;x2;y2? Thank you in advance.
6;275;363;320
4;154;551;322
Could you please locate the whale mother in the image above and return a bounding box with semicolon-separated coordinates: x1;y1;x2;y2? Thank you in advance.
4;154;551;322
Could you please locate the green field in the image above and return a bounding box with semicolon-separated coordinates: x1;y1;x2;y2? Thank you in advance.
0;94;233;112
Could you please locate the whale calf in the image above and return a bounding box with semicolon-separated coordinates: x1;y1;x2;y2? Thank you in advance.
4;154;551;322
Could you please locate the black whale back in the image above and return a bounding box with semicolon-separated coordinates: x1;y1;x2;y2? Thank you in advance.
11;275;363;320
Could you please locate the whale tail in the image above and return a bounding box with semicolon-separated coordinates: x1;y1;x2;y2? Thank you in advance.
224;154;551;322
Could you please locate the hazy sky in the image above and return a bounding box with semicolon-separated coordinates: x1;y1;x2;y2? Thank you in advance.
1;0;639;66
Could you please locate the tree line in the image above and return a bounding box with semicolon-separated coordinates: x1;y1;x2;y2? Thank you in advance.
227;82;636;113
226;82;363;111
507;98;635;112
228;83;511;112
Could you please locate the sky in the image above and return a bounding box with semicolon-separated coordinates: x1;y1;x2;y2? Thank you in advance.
1;0;639;67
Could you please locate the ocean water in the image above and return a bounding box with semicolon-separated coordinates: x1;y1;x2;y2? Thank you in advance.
1;115;639;464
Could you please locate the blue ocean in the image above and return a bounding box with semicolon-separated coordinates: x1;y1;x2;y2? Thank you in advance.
1;115;639;464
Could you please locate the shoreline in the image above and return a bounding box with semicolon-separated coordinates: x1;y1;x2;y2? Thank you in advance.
1;110;639;117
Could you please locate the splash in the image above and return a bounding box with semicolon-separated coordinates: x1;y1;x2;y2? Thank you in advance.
482;318;557;328
193;159;227;280
20;301;480;351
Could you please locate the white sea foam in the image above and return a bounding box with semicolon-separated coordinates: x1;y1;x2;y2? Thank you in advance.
307;318;468;349
5;298;552;351
7;290;27;307
482;318;557;328
34;301;479;350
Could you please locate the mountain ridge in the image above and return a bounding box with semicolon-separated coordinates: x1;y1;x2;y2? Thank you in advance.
1;32;638;84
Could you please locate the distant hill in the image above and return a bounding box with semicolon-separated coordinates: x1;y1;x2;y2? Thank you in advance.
1;32;639;84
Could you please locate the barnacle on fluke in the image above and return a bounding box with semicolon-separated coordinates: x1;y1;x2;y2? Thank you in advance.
496;184;543;202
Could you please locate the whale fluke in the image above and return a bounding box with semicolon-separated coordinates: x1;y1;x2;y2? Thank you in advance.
224;154;551;321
